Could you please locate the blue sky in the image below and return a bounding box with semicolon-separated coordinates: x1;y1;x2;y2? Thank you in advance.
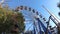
4;0;60;31
7;0;59;19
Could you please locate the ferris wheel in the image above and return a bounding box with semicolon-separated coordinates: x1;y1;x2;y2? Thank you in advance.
14;6;55;34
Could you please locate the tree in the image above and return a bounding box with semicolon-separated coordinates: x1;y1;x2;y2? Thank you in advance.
57;3;60;9
58;12;60;16
0;7;25;34
57;2;60;16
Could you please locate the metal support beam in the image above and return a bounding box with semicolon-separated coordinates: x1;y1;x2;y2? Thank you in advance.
33;22;36;34
36;18;52;34
36;18;42;34
42;5;60;26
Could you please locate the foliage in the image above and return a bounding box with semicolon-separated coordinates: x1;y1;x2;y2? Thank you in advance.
0;8;25;34
57;3;60;9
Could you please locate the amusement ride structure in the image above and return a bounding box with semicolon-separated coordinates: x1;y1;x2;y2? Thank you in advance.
15;5;60;34
0;0;60;34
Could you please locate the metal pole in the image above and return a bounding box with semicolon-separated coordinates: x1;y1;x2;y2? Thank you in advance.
42;5;60;26
36;18;42;34
33;21;36;34
46;16;51;34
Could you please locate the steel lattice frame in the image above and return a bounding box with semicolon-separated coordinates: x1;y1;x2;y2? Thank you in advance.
15;6;52;34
